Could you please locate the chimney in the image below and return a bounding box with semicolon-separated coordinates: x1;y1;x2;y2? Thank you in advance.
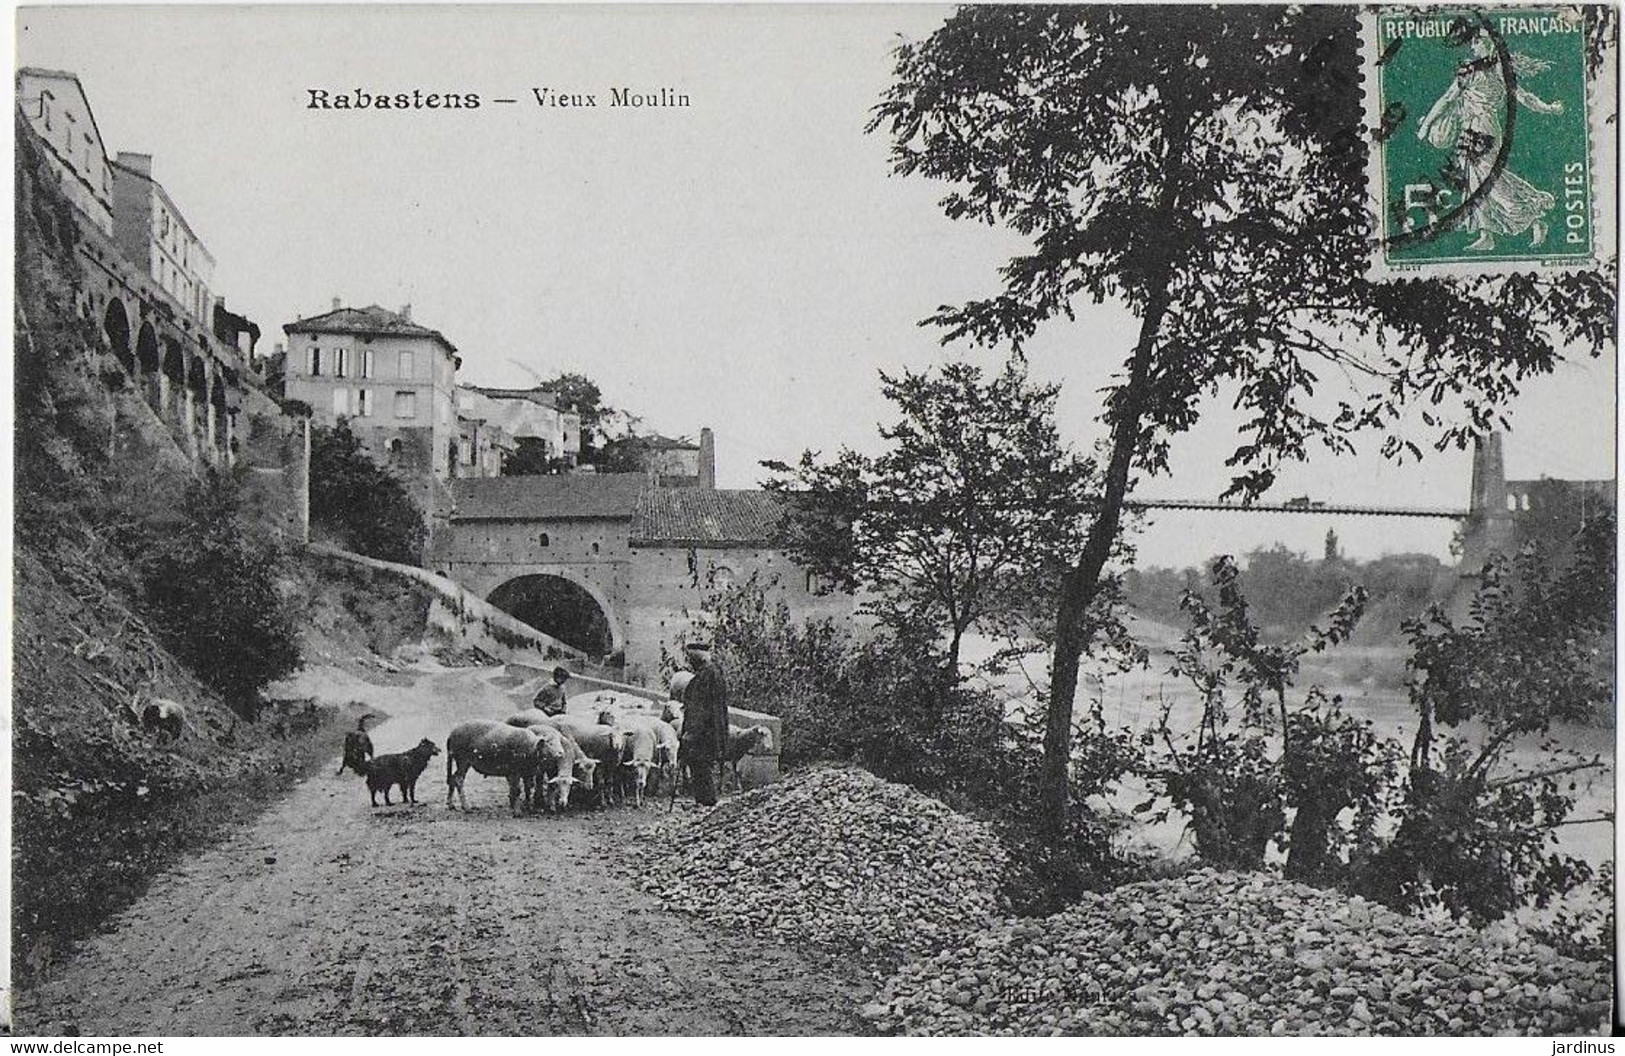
331;297;342;311
115;151;152;176
399;303;412;321
698;427;716;489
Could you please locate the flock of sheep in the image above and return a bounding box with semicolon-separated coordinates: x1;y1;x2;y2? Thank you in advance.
341;693;774;816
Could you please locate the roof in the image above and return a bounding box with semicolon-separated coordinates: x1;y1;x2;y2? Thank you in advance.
462;385;559;409
630;489;786;547
451;473;647;521
458;387;565;441
283;304;458;353
642;433;699;451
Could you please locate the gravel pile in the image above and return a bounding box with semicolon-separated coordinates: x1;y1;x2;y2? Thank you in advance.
628;765;1008;963
861;869;1610;1036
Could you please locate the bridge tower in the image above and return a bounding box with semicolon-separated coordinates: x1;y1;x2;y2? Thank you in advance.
1459;432;1515;575
1446;433;1518;619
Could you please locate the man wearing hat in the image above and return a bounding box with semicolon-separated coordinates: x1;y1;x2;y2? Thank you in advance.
679;637;729;807
532;665;573;717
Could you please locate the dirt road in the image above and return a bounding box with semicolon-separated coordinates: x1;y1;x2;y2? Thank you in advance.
15;661;872;1035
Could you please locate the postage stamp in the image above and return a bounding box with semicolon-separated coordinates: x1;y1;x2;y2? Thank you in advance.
1361;6;1611;276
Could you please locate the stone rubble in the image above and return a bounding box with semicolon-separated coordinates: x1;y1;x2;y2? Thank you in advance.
862;868;1612;1037
626;765;1008;964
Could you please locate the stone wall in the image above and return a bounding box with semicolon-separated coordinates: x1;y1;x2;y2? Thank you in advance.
623;544;859;675
437;517;634;653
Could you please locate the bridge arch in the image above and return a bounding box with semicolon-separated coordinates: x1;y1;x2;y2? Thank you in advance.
481;567;626;658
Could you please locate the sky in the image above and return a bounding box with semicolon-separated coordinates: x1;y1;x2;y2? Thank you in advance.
14;4;1617;569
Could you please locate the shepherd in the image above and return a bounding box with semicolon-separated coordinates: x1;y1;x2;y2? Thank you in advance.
674;637;728;808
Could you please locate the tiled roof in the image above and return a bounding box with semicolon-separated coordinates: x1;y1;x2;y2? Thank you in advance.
451;473;647;521
283;304;457;352
630;489;785;547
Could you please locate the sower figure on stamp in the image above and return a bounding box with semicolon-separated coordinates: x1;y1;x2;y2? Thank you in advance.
532;665;572;717
678;638;729;807
1417;28;1566;251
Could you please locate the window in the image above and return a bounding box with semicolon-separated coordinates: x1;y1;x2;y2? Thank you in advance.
360;348;375;379
538;533;551;547
307;346;322;376
356;389;373;417
332;388;350;415
394;391;416;419
459;439;473;465
334;347;349;378
398;350;414;378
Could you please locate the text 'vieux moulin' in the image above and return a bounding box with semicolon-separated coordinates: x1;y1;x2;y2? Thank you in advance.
305;87;693;110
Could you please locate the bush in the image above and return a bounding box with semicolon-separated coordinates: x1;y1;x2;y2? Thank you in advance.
689;575;1145;914
309;421;427;563
138;475;302;715
1352;517;1614;924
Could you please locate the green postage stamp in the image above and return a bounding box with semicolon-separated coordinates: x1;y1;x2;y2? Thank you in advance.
1362;6;1615;275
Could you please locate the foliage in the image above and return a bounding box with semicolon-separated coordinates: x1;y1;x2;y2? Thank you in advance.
1525;862;1615;964
694;575;1145;913
309;420;427;564
1353;515;1615;924
595;433;665;474
536;371;611;456
764;357;1106;673
501;436;574;476
872;3;1615;835
1145;556;1396;878
1127;547;1455;649
137;476;303;715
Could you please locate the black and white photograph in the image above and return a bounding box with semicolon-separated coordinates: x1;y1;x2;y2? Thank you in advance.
8;2;1619;1039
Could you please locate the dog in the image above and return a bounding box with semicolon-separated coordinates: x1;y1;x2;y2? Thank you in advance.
337;715;375;776
362;738;440;806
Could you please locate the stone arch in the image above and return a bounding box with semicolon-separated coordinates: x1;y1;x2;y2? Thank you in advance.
210;378;229;454
161;336;185;420
103;298;132;372
187;354;210;452
485;569;625;657
136;321;162;409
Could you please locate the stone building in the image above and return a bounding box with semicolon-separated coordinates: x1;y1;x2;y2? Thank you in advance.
282;302;462;545
282;302;461;475
15;68;115;239
16;72;273;475
439;472;856;678
455;413;515;479
109;152;216;327
456;385;583;467
638;429;716;487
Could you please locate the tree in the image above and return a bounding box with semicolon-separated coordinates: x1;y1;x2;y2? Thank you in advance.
501;436;572;477
1356;513;1614;922
140;476;302;715
872;6;1615;833
308;422;427;564
594;433;661;474
538;372;610;456
765;357;1100;674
